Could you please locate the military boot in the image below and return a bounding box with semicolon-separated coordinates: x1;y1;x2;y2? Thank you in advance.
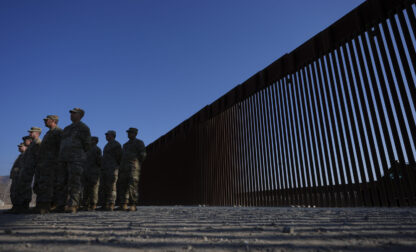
78;205;88;211
119;203;128;211
103;203;114;211
50;203;57;211
100;204;109;211
88;204;97;211
129;205;137;211
3;206;18;214
52;205;66;213
12;204;30;214
64;205;77;214
32;202;51;214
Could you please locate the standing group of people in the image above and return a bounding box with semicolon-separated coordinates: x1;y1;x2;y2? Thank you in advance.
6;108;146;214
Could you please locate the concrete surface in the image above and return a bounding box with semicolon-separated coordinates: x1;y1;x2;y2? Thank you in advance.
1;206;416;251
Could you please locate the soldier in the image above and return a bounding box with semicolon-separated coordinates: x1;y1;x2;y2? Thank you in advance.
4;143;27;214
34;115;62;214
13;127;42;213
118;127;146;211
55;108;91;213
22;135;33;147
82;136;102;211
100;130;122;211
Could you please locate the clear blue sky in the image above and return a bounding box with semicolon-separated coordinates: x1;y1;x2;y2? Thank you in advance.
0;0;364;176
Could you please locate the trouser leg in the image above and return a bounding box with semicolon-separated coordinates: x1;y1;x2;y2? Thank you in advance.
117;167;129;205
14;164;35;206
54;162;68;208
103;173;117;205
128;163;140;205
36;160;57;204
67;161;83;207
91;176;100;205
82;176;89;207
10;179;18;206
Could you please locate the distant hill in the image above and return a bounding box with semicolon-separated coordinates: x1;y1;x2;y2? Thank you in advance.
0;176;37;206
0;176;10;205
0;175;9;184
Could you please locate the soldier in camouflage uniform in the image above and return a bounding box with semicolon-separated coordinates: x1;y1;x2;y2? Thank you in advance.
34;115;62;214
13;127;42;213
4;143;27;214
82;136;102;211
100;130;122;211
55;108;91;213
118;127;146;211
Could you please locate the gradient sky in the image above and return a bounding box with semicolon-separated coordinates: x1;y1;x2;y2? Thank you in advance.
0;0;364;176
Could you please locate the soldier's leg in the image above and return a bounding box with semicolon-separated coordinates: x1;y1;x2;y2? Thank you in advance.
117;166;130;206
54;162;68;209
102;173;110;205
33;166;40;196
36;160;56;205
67;161;83;208
91;175;100;206
86;175;97;207
128;161;140;208
14;164;35;209
109;173;118;205
101;172;114;206
97;175;104;206
79;170;85;208
82;176;90;208
115;173;122;206
51;163;58;209
10;179;17;206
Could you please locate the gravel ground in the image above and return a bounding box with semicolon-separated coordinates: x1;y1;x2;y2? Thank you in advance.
0;206;416;251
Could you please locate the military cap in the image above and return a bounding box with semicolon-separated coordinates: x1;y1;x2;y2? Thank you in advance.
69;108;85;117
22;136;31;141
43;115;59;122
28;127;42;133
91;136;99;142
105;130;116;137
126;127;138;134
18;142;25;147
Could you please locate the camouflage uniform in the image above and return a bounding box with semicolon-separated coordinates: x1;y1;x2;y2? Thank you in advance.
97;173;105;206
9;150;26;206
102;139;122;205
56;121;91;208
15;137;42;207
82;142;102;207
118;137;146;206
37;126;62;204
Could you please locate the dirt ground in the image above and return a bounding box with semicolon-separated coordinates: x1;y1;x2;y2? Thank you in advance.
0;206;416;251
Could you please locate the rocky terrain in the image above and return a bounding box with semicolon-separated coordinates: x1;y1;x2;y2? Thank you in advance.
0;206;416;251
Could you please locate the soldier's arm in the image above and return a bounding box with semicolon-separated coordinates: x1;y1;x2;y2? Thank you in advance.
10;158;19;178
113;143;122;165
55;129;63;151
33;142;41;163
24;148;36;172
137;141;147;163
96;148;102;167
81;127;92;153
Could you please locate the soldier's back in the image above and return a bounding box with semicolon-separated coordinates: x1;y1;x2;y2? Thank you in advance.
122;139;145;161
86;145;102;174
10;153;24;179
103;140;122;168
23;138;41;168
39;127;62;160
